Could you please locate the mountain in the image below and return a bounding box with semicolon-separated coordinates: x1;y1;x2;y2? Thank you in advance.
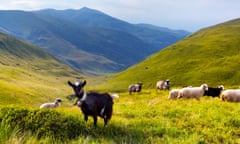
0;8;190;75
0;10;152;75
97;18;240;91
36;7;190;50
0;32;82;106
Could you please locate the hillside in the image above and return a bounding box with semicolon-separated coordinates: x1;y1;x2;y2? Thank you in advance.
0;10;153;75
0;32;83;107
99;18;240;91
0;9;189;75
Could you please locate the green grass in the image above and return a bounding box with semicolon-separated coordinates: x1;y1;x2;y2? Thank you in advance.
0;32;84;107
97;18;240;91
1;19;240;143
0;61;82;107
1;90;240;143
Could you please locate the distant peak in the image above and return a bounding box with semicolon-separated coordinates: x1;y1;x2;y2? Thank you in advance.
81;7;90;10
79;7;105;15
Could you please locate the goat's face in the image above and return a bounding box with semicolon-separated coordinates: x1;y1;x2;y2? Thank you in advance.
68;80;86;98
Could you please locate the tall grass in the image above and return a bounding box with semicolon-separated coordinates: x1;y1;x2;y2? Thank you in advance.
1;89;240;143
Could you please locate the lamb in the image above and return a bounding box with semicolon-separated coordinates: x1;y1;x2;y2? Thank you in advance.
178;84;208;100
156;80;170;90
40;98;62;109
168;89;180;99
204;85;224;97
128;83;142;94
68;80;119;127
221;89;240;102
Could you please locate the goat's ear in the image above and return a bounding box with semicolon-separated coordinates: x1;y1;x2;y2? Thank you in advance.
68;81;73;87
82;80;87;87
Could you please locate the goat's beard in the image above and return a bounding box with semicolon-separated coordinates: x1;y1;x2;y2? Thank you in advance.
77;100;82;106
75;89;84;98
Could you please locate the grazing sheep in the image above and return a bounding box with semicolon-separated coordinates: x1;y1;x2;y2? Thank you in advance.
128;83;142;95
204;85;224;97
156;80;170;90
68;80;119;127
221;89;240;102
178;84;208;100
40;98;62;109
168;89;180;99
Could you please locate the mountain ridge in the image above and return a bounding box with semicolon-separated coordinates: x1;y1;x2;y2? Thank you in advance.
36;7;190;50
0;7;190;75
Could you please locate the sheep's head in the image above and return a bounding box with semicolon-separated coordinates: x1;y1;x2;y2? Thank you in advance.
201;84;208;91
165;80;170;85
68;80;86;98
137;83;143;86
137;83;143;90
218;85;224;90
55;98;62;106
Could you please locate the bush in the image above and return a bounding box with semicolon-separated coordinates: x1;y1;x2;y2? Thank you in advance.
0;107;85;141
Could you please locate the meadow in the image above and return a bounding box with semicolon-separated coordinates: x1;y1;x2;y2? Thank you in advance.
0;19;240;143
1;89;240;144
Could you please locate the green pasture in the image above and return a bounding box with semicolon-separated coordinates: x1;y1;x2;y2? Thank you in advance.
1;89;240;144
1;18;240;144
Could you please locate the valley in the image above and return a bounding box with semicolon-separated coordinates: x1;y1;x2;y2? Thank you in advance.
0;10;239;143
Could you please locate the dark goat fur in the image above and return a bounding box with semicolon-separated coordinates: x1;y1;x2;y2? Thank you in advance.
68;80;115;127
204;86;224;97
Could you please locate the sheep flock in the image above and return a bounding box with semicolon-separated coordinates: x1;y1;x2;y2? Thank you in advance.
164;81;240;102
129;79;240;103
37;79;240;127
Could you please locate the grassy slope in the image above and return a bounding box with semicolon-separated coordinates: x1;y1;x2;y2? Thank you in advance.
98;18;240;91
0;32;83;107
1;18;240;143
2;90;240;143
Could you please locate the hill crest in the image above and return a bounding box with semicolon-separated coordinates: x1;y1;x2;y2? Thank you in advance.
100;18;240;91
0;32;82;106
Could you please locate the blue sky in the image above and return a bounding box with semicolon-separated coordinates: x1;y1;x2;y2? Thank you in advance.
0;0;239;32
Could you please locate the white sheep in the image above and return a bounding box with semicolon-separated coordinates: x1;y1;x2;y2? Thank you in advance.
156;80;170;90
168;89;180;99
40;98;62;109
178;84;208;100
221;89;240;102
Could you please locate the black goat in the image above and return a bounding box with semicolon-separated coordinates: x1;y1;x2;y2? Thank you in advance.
128;83;142;95
204;85;224;97
68;80;118;127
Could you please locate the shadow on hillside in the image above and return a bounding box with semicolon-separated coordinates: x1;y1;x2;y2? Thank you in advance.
0;107;145;143
79;122;145;143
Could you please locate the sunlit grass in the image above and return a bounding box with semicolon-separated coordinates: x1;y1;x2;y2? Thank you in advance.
1;18;240;144
1;89;240;143
100;22;240;91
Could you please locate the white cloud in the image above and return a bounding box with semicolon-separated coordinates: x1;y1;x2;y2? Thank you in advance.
0;0;42;10
0;0;239;31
